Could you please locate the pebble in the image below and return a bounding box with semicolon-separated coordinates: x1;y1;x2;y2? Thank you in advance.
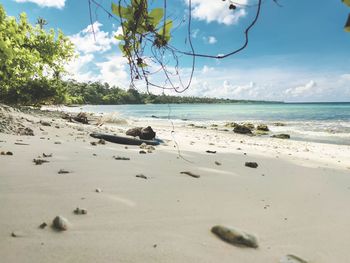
139;150;147;154
211;225;258;248
74;207;87;215
58;169;70;174
52;216;68;231
33;159;49;165
136;174;148;179
215;161;222;166
39;222;47;229
280;254;308;263
245;162;258;168
95;188;102;193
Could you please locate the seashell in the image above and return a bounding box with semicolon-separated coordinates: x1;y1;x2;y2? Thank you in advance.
211;225;258;248
52;216;68;231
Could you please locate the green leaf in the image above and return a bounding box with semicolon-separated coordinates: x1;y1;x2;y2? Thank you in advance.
111;3;132;19
149;8;164;27
115;34;124;40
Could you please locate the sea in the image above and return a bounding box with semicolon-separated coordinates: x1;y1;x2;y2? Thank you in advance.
48;102;350;146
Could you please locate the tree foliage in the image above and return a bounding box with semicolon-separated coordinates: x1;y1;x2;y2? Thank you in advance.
0;4;74;104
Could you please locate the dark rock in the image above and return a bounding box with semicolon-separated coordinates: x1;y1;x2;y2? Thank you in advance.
58;169;70;174
113;156;130;160
52;216;68;231
98;139;106;145
6;151;13;155
242;122;255;130
42;153;52;158
233;124;252;134
224;122;238;128
126;127;142;137
256;124;269;131
271;134;290;139
211;225;258;248
245;162;258;168
140;126;156;140
215;161;222;166
74;207;87;215
18;127;34;136
206;150;217;154
139;150;147;154
39;222;47;229
40;120;51;126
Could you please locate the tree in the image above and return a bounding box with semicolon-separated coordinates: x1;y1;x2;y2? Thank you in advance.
0;4;75;104
36;17;48;29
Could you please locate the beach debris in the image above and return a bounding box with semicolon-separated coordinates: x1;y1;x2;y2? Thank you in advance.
280;254;308;263
233;124;252;134
33;158;49;165
18;127;34;136
95;188;102;193
136;174;148;179
74;207;87;215
93;153;97;156
73;112;89;124
272;134;291;139
211;225;258;248
215;161;222;166
58;169;70;174
40;120;51;126
180;171;200;178
42;153;52;158
206;150;217;154
245;162;258;168
39;222;48;229
52;216;69;231
126;126;156;140
140;126;156;140
14;142;29;145
139;150;147;154
1;151;13;155
113;156;130;160
256;124;269;131
90;141;97;146
54;141;62;144
98;139;106;145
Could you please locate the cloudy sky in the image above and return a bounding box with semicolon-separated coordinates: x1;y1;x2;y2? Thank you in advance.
3;0;350;102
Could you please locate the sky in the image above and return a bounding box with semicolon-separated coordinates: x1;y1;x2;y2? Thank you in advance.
2;0;350;102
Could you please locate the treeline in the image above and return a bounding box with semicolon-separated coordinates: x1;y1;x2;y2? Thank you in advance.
61;80;270;105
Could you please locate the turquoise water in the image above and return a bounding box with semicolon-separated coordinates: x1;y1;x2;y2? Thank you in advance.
52;103;350;145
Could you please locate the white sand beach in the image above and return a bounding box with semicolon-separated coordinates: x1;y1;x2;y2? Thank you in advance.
1;106;350;263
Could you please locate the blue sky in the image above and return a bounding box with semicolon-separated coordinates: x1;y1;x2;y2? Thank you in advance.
2;0;350;102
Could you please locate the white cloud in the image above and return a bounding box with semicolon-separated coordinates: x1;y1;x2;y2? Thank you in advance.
285;80;317;97
188;0;248;25
14;0;66;8
95;55;129;87
208;36;217;44
69;22;122;54
65;54;95;83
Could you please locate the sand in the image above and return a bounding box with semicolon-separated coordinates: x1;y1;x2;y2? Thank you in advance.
0;107;350;263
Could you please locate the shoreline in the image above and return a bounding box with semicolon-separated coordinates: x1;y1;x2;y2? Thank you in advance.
1;105;350;262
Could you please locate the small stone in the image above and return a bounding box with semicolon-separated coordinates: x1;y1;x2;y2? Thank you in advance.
280;254;308;263
256;124;269;131
11;231;25;237
58;169;70;174
74;207;87;215
215;161;222;166
54;141;62;144
95;188;102;193
39;222;47;229
40;121;51;126
6;151;13;156
139;150;147;154
52;216;68;231
90;142;97;146
98;139;106;145
136;174;148;179
140;143;147;149
211;225;258;248
113;156;130;160
245;162;258;168
206;150;216;154
33;159;49;165
42;153;52;158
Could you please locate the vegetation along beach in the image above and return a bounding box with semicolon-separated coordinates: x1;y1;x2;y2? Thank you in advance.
1;1;350;263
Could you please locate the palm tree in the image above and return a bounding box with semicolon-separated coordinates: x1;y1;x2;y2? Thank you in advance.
36;17;48;29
